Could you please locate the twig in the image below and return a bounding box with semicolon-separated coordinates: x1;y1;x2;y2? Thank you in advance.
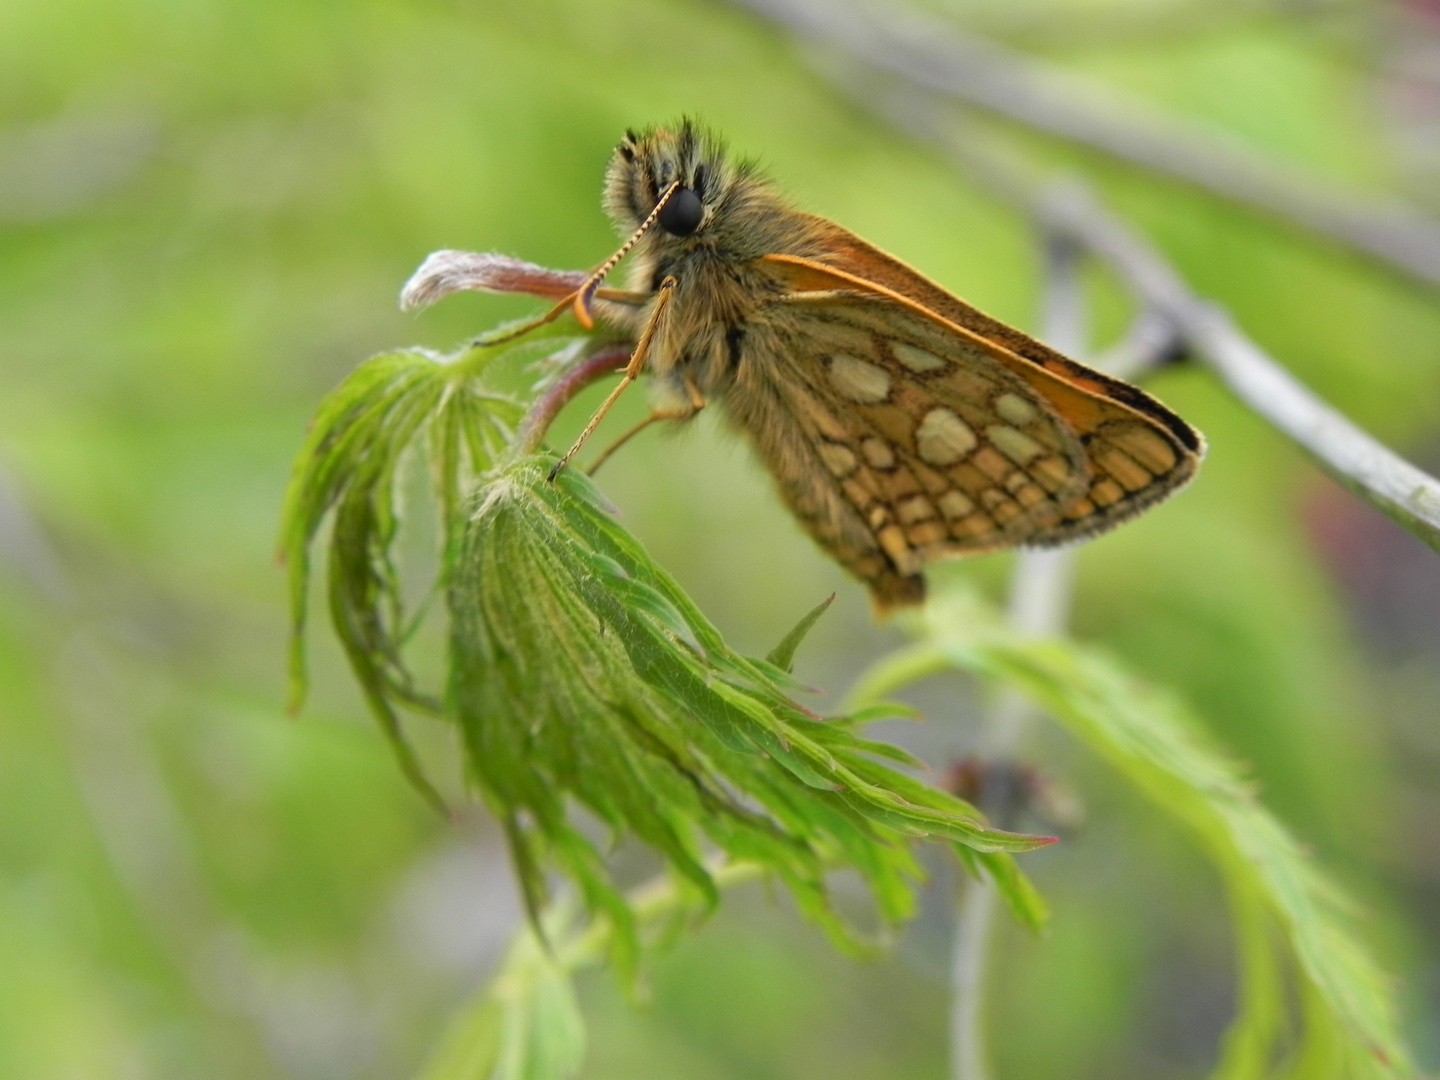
950;234;1086;1080
0;461;73;608
854;86;1440;554
721;0;1440;292
514;346;632;455
944;0;1330;50
951;869;1001;1080
1036;183;1440;553
1087;308;1187;384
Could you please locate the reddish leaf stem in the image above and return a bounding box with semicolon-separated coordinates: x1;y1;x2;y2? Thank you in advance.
515;346;633;455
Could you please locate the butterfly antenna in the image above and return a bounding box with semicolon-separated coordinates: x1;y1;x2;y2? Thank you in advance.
569;181;680;329
549;276;677;480
478;182;681;347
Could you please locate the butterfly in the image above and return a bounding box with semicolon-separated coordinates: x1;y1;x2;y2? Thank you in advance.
521;120;1204;610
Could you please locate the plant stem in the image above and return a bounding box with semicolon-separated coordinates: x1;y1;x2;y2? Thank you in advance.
854;86;1440;555
726;0;1440;292
950;231;1086;1080
555;859;766;971
514;346;632;455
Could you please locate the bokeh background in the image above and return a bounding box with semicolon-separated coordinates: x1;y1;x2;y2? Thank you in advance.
3;0;1440;1077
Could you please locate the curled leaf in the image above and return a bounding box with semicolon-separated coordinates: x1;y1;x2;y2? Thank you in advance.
400;250;587;312
448;456;1049;974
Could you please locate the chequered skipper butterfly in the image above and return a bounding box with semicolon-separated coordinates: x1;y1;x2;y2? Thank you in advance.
519;121;1205;609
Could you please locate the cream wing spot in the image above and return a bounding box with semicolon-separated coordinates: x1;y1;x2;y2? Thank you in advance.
988;425;1044;466
915;408;978;466
914;464;951;496
908;521;948;547
818;441;858;477
787;384;849;440
1094;444;1152;492
1091;479;1124;507
992;500;1024;525
842;478;874;508
971;446;1011;482
860;437;895;470
980;488;1008;511
877;525;920;574
952;513;994;539
1014;483;1048;509
897;496;935;524
880;469;921;501
995;392;1039;426
829;352;892;403
892;342;946;374
1031;456;1073;491
938;490;975;519
1110;423;1178;474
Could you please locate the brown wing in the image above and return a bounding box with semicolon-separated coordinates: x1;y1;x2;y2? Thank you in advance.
787;217;1206;465
720;293;1079;608
727;260;1202;609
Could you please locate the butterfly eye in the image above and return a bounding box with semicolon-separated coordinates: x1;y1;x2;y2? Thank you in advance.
658;186;704;236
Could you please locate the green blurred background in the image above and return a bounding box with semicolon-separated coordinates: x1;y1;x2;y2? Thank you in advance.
2;0;1439;1076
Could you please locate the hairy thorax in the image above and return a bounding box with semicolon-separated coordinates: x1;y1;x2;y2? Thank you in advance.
625;240;788;399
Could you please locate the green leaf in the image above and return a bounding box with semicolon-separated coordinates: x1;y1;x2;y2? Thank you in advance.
953;844;1051;934
278;341;526;811
840;701;925;729
446;456;1049;974
765;593;835;672
415;862;763;1080
415;912;585;1080
282;338;1051;992
856;589;1414;1079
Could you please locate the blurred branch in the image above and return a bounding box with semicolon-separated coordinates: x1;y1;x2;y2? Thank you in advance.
941;0;1345;50
951;238;1084;1080
722;0;1440;292
0;110;157;223
850;88;1440;554
1087;308;1188;383
515;346;631;454
418;860;764;1080
0;461;73;608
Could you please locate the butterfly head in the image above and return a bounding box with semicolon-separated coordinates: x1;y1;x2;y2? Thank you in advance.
604;120;737;243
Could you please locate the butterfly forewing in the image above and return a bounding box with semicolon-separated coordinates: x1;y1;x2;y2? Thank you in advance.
726;292;1103;605
753;249;1203;578
784;230;1206;493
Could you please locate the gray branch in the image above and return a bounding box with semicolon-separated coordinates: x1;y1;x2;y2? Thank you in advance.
0;461;73;607
938;0;1336;50
950;234;1086;1080
845;85;1440;554
1035;180;1440;553
722;0;1440;292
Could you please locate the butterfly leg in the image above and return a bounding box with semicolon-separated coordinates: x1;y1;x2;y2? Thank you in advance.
586;376;706;476
548;276;678;480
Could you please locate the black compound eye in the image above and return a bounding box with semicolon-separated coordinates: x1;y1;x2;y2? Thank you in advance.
658;186;703;236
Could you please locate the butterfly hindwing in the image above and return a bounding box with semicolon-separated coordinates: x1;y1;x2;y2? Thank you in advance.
726;272;1200;606
722;292;1085;605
